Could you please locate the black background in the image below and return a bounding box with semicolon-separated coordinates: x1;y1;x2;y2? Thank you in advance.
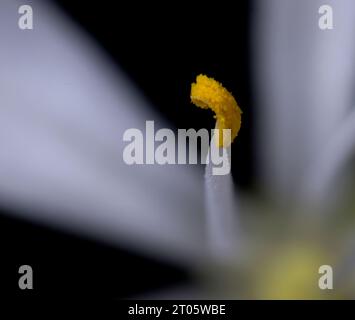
0;0;254;298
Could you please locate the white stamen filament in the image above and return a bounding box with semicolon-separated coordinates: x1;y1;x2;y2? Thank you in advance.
205;133;241;261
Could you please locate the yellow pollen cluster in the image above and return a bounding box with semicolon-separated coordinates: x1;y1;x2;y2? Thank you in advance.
190;74;242;147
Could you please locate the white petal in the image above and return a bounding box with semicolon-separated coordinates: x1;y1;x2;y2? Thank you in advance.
0;0;205;265
253;0;355;203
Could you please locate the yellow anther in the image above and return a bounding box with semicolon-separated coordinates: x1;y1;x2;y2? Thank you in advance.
190;74;242;147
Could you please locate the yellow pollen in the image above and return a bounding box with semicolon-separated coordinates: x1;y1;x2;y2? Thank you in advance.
190;74;242;147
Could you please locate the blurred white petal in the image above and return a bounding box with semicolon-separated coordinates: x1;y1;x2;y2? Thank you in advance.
204;136;241;261
303;108;355;209
0;0;205;265
253;0;355;204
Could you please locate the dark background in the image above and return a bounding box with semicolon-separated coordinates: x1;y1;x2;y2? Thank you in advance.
0;0;254;298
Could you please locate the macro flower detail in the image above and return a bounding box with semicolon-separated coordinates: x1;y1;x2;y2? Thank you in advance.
3;0;355;301
190;74;242;147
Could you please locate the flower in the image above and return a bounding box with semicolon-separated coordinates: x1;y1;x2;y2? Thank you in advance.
2;0;355;299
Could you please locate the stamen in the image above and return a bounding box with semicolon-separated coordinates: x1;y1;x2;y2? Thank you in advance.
190;74;242;147
190;75;242;261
